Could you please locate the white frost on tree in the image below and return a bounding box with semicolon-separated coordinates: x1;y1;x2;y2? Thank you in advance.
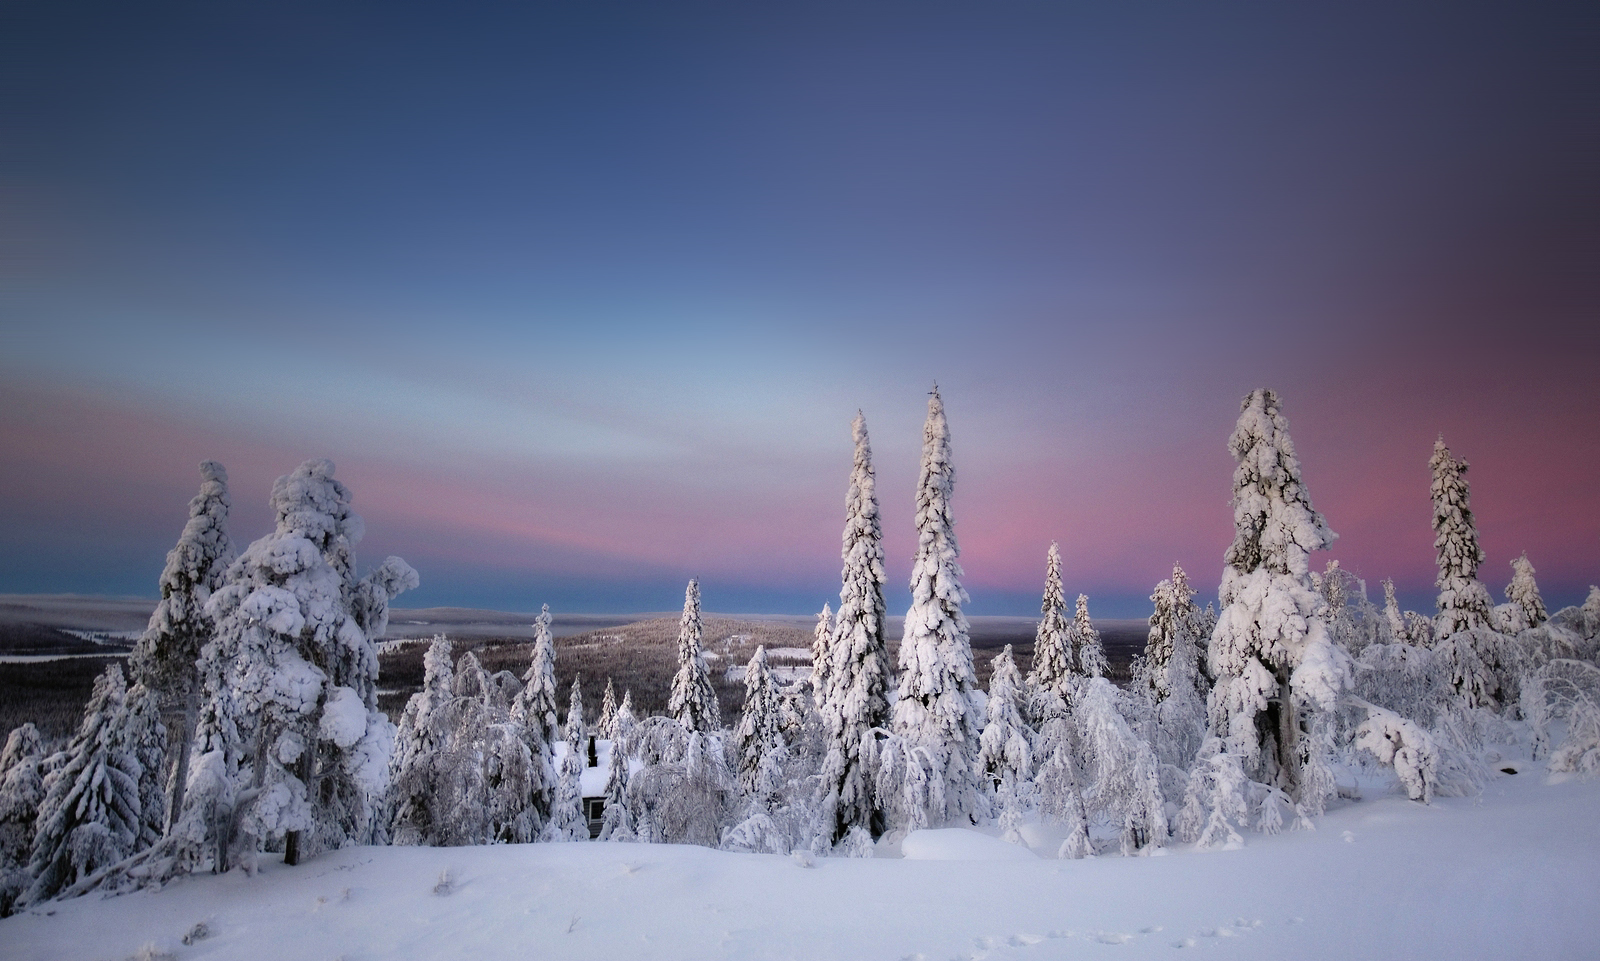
1353;701;1439;803
182;459;414;869
129;461;234;833
734;647;786;800
977;646;1034;844
1072;594;1108;680
25;665;163;903
1502;553;1548;633
1429;440;1513;709
1208;389;1348;801
598;678;619;742
1076;678;1166;855
510;604;559;831
1028;542;1074;719
810;603;833;696
819;410;891;842
546;679;589;842
0;724;47;915
891;386;987;828
669;579;720;734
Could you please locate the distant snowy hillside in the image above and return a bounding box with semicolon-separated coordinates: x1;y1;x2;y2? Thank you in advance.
5;746;1596;961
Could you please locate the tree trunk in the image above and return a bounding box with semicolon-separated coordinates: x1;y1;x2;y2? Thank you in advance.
165;692;198;832
1273;666;1300;799
283;748;315;865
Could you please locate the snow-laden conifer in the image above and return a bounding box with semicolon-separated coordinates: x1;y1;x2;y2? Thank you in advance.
810;603;833;696
1431;439;1495;636
734;647;785;799
1077;678;1166;854
511;604;559;829
0;724;46;916
1208;389;1348;800
1028;543;1074;718
1072;594;1108;680
598;678;619;742
25;666;156;903
977;647;1034;844
183;459;415;867
598;733;635;842
819;411;891;841
388;635;459;845
546;680;589;842
621;717;733;847
1503;554;1548;633
129;461;234;832
669;579;720;733
614;690;639;743
1144;566;1198;701
1353;703;1439;803
892;386;987;827
1429;440;1514;708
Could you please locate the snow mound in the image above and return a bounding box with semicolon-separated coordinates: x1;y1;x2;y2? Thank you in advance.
900;828;1038;861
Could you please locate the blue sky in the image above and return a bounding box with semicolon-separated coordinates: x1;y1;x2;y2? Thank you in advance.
2;1;1595;617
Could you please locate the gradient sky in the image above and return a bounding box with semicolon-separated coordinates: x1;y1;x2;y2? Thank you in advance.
2;1;1595;618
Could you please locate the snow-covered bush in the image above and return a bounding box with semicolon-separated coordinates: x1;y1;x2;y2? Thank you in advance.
622;717;734;848
977;647;1034;844
1353;701;1439;803
1523;660;1600;777
891;387;987;829
1077;678;1166;855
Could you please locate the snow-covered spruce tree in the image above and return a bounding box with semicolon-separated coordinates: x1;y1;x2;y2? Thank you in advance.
615;690;639;742
978;647;1035;844
1208;389;1348;801
598;678;619;741
1072;594;1108;680
25;665;162;903
669;579;720;734
129;461;234;832
1077;677;1166;854
1028;542;1074;719
891;386;988;828
597;730;636;841
819;410;892;842
1144;566;1197;701
0;724;47;915
1429;439;1514;708
510;603;559;832
1502;554;1548;634
182;459;416;869
810;603;833;696
734;647;786;799
546;679;589;842
622;717;734;847
388;635;459;845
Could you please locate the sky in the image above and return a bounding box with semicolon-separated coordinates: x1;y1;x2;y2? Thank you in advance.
1;1;1595;618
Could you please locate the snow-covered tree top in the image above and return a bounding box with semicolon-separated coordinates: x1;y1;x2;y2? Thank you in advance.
1223;388;1335;587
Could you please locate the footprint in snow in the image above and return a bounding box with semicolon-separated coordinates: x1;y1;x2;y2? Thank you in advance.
1006;934;1044;947
1093;931;1133;944
1172;937;1198;948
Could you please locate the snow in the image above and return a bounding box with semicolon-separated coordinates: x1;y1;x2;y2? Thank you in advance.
5;738;1597;960
901;828;1039;861
317;687;367;750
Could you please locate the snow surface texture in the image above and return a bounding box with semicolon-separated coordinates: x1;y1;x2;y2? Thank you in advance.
4;746;1597;961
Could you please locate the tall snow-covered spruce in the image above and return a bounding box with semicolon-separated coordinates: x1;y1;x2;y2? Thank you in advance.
129;461;235;832
181;459;416;868
510;604;560;831
1208;389;1348;801
669;579;720;734
1429;438;1512;708
819;411;891;842
1027;542;1074;719
891;386;987;827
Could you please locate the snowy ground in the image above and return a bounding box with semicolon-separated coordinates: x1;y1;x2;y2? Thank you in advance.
5;745;1597;961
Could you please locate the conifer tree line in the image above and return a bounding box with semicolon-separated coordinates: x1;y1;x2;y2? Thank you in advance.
4;388;1599;915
